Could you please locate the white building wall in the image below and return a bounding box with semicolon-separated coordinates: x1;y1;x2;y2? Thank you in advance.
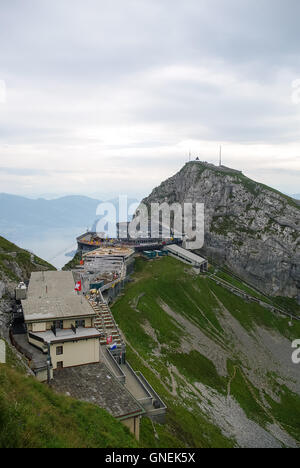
50;338;100;370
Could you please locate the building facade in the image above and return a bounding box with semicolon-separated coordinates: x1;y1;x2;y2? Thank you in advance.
22;271;101;379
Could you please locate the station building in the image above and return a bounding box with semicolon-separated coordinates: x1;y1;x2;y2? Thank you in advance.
21;270;101;379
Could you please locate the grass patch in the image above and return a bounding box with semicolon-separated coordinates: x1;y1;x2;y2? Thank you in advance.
62;252;82;271
227;361;272;428
125;345;234;448
264;386;300;441
207;279;300;341
168;350;226;395
0;358;138;448
0;235;56;282
111;256;300;447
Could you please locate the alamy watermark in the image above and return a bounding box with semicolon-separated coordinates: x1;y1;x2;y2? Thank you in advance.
95;196;205;249
292;339;300;364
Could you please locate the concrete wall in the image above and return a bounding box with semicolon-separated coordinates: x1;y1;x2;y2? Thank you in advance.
35;368;53;382
104;347;126;383
15;288;27;300
121;416;140;441
136;371;167;424
50;337;99;370
32;322;47;333
28;334;47;353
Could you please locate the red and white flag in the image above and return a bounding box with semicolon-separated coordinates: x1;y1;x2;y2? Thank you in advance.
107;335;113;345
75;280;82;292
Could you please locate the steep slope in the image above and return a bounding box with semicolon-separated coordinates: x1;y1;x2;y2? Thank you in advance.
0;235;56;295
142;161;300;301
111;256;300;448
0;235;56;339
0;339;139;448
62;252;82;271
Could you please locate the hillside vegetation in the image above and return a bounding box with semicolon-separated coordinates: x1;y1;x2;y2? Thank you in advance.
111;256;300;448
0;340;138;448
1;254;299;448
62;252;82;271
0;235;56;285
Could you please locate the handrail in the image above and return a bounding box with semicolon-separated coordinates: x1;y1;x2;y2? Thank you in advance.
208;275;300;321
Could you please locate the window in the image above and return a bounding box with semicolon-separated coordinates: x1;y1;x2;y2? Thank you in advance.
57;361;63;369
56;346;63;356
75;319;85;328
54;320;63;329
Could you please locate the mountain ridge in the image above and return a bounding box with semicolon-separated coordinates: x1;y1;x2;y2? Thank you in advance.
142;161;300;302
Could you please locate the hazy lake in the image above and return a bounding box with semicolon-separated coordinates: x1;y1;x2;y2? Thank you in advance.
2;227;83;270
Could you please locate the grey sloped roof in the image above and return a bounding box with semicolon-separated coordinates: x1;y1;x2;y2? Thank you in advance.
22;271;96;322
166;244;207;264
51;362;144;420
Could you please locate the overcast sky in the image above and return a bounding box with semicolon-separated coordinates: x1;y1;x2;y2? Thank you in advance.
0;0;300;199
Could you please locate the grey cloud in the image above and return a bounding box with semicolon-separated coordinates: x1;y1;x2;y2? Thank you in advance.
0;0;299;196
1;0;300;84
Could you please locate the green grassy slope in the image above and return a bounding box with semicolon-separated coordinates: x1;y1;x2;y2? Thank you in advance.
0;235;56;283
214;268;300;316
0;341;139;448
111;256;300;448
62;252;82;271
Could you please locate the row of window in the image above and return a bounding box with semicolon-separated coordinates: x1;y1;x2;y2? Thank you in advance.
53;320;86;329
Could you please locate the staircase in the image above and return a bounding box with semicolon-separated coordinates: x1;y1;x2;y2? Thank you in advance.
86;292;124;347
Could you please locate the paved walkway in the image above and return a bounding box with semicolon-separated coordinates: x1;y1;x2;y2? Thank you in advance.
120;363;149;401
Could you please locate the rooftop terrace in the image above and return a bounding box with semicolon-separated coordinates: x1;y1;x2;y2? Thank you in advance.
83;245;135;259
50;362;145;420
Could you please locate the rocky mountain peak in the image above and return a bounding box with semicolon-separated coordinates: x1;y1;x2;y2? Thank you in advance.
143;161;300;302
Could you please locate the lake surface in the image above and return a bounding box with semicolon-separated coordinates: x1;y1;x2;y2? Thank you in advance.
2;227;83;270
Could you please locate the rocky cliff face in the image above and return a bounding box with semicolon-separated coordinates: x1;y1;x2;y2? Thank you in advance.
142;161;300;302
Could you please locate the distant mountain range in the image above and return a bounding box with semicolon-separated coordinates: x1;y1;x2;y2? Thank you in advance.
0;193;139;233
0;194;101;231
0;194;139;269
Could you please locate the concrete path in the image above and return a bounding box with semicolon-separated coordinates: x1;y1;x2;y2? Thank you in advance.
120;363;149;400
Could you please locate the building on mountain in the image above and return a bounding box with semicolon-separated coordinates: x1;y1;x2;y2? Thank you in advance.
11;269;167;440
21;270;101;380
73;245;135;303
165;244;208;272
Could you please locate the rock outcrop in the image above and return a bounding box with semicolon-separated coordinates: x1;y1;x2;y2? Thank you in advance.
142;161;300;301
